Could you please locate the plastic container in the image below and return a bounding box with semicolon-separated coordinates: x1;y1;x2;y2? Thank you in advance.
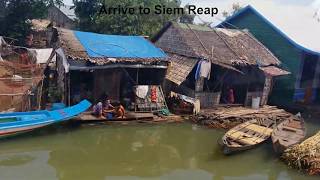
252;97;261;109
106;113;113;120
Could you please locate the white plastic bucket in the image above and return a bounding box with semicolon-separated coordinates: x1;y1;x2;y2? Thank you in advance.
252;97;261;109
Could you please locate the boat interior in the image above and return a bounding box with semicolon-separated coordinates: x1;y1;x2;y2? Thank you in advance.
224;119;275;147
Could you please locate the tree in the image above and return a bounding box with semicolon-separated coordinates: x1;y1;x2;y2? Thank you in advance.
179;4;195;24
222;2;242;18
73;0;100;31
0;0;63;45
73;0;182;37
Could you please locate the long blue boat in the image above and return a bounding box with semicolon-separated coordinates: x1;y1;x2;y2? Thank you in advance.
0;100;91;138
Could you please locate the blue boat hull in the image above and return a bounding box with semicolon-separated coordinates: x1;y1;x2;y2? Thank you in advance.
0;100;91;138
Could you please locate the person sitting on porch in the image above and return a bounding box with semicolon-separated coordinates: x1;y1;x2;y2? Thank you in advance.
112;102;125;119
104;99;114;110
92;102;103;118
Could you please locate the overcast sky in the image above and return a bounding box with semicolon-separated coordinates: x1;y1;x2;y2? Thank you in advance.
63;0;320;24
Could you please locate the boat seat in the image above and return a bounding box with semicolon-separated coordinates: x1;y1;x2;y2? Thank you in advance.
282;126;299;132
245;124;273;135
227;131;265;145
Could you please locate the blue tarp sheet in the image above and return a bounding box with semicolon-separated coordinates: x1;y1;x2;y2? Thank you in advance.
73;31;166;58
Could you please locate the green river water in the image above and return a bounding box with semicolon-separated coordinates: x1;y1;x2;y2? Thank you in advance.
0;119;319;180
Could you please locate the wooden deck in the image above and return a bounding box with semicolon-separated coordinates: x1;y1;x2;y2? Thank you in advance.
75;111;154;122
74;111;184;124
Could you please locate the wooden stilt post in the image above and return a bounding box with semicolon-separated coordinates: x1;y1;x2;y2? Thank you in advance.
136;68;139;85
68;73;71;106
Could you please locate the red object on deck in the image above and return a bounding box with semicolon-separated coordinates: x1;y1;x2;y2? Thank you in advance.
151;86;157;102
228;89;235;104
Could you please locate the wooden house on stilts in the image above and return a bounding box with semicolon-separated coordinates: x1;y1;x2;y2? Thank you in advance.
153;22;289;108
217;5;320;106
51;28;169;112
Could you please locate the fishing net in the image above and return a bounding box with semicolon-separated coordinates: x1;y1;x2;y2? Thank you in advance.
282;131;320;175
0;45;43;111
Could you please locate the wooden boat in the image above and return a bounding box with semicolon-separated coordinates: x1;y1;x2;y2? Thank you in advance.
271;115;306;154
0;100;91;138
221;119;275;154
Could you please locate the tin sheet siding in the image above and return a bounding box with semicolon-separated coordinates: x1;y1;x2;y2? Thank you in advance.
221;10;302;105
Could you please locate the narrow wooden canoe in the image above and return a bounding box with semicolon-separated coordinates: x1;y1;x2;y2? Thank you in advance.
271;115;306;154
0;100;91;138
221;119;275;155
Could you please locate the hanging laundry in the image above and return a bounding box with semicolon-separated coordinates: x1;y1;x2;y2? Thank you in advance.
195;60;201;80
56;48;70;73
135;85;149;99
199;60;211;79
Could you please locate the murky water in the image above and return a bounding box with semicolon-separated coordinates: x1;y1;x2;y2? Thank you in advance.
0;119;319;180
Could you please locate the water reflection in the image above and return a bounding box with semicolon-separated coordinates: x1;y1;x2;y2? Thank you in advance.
0;151;57;180
0;122;318;180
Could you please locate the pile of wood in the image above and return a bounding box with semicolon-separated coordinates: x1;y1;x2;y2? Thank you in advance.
282;131;320;175
190;105;292;129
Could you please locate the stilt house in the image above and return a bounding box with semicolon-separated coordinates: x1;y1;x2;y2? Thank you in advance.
217;5;320;106
153;22;289;108
51;28;169;112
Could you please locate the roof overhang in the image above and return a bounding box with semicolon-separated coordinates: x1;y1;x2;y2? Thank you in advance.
259;66;290;76
69;63;167;71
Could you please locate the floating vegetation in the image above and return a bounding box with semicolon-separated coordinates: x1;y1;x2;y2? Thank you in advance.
282;131;320;175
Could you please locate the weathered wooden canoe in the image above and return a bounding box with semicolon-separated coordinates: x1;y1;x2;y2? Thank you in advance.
0;100;91;138
271;115;306;154
221;119;275;155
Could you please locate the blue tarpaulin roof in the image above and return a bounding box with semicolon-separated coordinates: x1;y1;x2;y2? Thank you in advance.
73;31;167;58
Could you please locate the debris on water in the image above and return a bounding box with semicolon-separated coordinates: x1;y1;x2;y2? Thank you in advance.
192;124;198;131
131;141;144;151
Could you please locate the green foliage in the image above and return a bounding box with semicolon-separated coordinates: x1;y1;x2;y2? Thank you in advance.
73;0;190;37
179;4;196;24
73;0;100;31
0;0;62;45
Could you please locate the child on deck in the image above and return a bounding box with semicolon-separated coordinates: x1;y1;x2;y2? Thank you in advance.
92;102;103;118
